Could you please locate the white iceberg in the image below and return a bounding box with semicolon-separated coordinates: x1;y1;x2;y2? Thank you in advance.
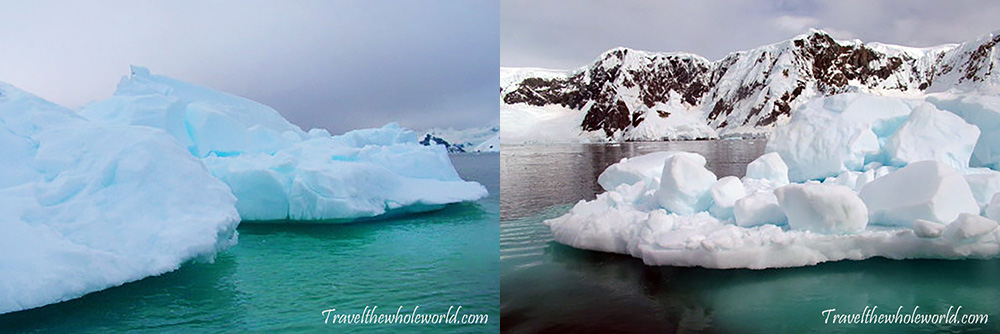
0;81;239;314
81;67;487;221
546;93;1000;269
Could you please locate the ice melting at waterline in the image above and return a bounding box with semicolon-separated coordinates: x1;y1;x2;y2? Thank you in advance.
82;66;488;221
546;93;1000;269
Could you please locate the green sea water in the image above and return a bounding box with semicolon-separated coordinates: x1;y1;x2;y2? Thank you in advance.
1;153;499;333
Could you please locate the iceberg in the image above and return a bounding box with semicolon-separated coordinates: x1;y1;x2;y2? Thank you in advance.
546;92;1000;269
766;93;978;182
0;81;239;314
81;67;487;221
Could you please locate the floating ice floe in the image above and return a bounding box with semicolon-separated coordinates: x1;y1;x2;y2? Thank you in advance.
546;92;1000;269
81;66;487;221
0;81;239;314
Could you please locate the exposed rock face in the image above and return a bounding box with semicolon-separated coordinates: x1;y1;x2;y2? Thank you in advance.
419;133;466;153
502;29;1000;140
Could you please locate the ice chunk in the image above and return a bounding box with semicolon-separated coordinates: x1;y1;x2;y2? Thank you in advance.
655;152;717;215
884;104;979;169
598;151;681;191
0;81;239;314
734;191;787;227
82;67;487;221
709;176;747;220
775;184;868;234
986;193;1000;221
859;161;979;226
767;93;911;182
943;213;999;240
745;152;789;184
927;94;1000;169
964;170;1000;210
913;219;946;238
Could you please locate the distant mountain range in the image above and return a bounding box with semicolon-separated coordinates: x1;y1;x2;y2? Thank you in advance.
502;28;1000;142
419;121;499;152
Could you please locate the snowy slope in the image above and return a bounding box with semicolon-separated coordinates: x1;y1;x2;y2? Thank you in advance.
0;80;239;314
472;133;498;152
503;28;1000;142
420;120;498;152
82;66;488;221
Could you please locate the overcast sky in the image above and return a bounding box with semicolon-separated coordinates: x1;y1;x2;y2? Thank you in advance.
0;1;496;134
502;0;1000;70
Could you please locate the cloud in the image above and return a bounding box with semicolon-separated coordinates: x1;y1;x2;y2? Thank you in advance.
502;0;1000;69
0;1;497;134
773;15;820;33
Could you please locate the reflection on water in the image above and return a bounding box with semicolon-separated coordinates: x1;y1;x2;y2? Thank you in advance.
501;142;1000;334
501;141;766;220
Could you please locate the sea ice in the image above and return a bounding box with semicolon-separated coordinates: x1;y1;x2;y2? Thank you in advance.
82;67;487;221
0;81;239;314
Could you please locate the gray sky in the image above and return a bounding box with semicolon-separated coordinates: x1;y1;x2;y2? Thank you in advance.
0;1;497;134
502;0;1000;70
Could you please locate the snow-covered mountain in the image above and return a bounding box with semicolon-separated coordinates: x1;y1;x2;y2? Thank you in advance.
420;120;499;152
502;28;1000;142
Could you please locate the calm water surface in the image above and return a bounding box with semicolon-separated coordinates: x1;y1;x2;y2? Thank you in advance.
1;153;499;334
501;142;1000;334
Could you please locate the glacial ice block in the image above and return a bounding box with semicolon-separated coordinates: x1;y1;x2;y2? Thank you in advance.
655;152;717;215
766;94;910;181
81;67;487;221
884;104;979;169
858;161;979;226
775;183;868;234
734;191;787;227
745;152;789;184
0;81;239;314
708;176;746;220
598;151;680;191
927;94;1000;169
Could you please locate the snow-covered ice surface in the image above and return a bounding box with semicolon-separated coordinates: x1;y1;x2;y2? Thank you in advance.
0;81;240;314
546;92;1000;269
81;66;487;221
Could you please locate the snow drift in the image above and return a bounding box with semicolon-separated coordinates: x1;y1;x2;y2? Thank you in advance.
546;92;1000;269
82;66;488;221
0;81;240;314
